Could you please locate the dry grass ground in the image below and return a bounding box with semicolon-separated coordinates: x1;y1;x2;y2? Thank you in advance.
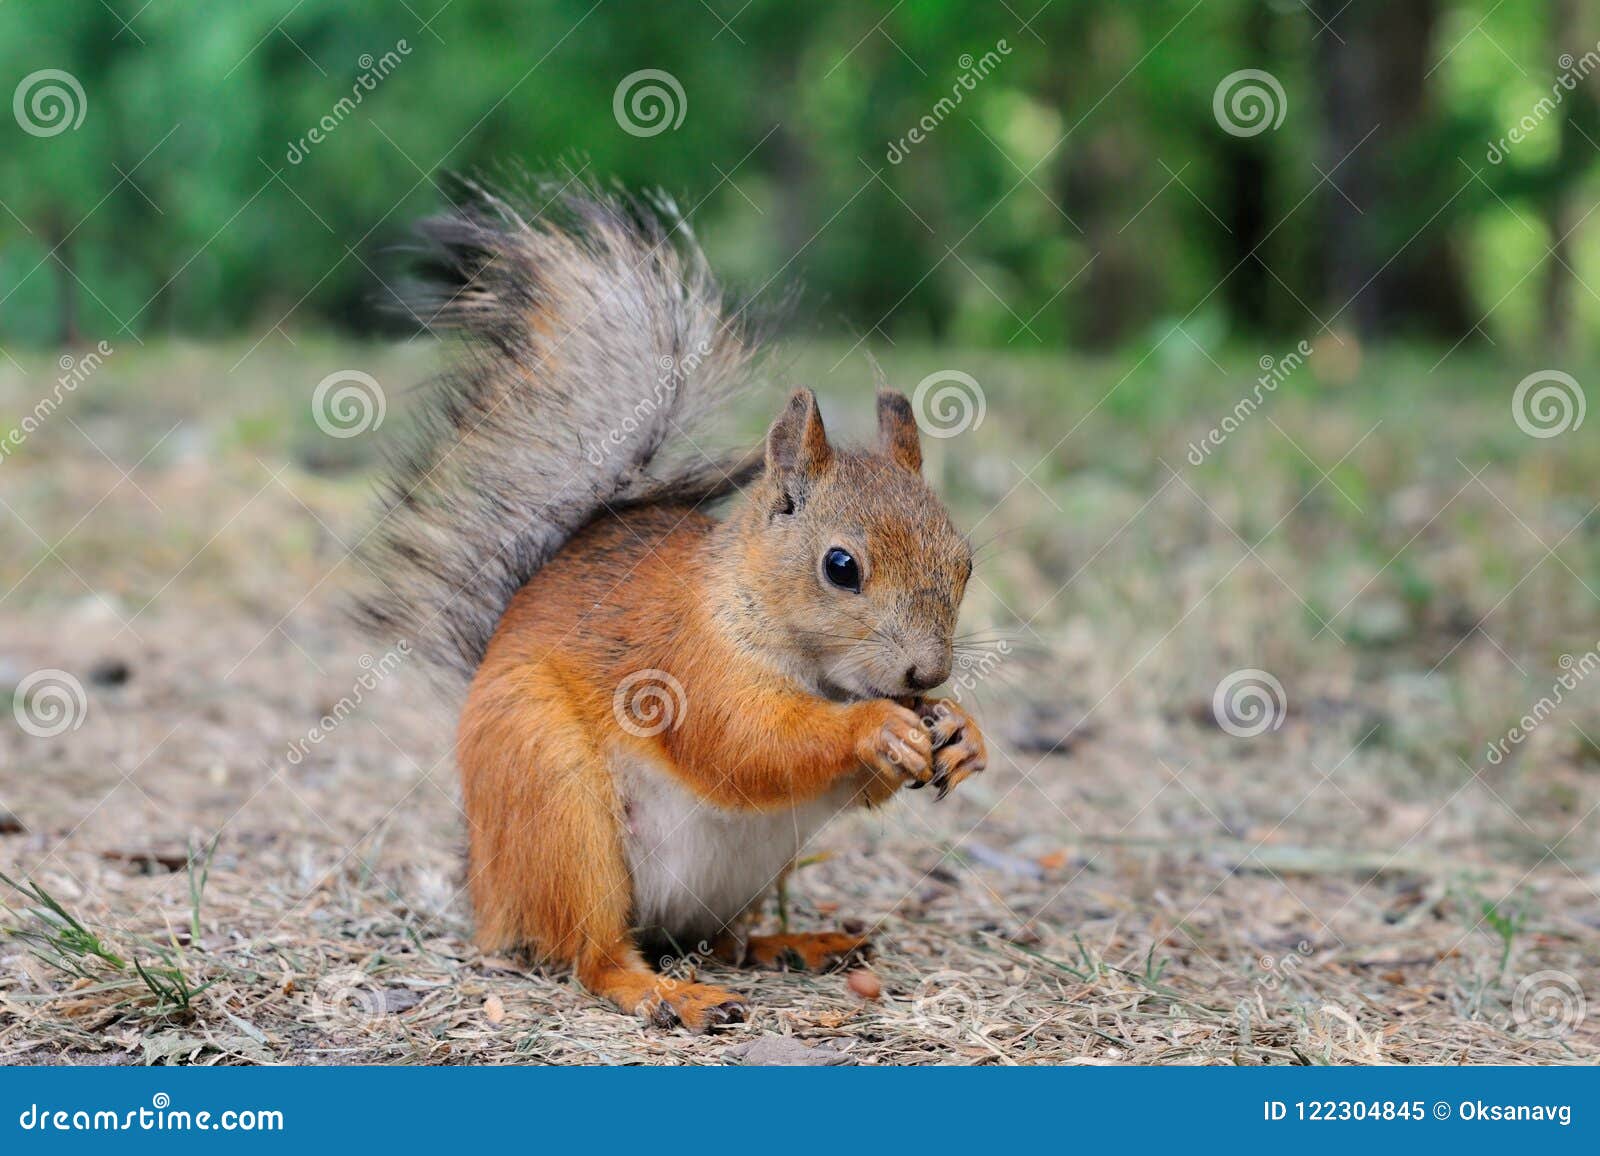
1;335;1597;1065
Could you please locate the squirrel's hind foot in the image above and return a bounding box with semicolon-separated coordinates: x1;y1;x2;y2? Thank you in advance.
718;931;873;972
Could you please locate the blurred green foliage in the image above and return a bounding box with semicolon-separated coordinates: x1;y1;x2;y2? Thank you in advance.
1;0;1598;352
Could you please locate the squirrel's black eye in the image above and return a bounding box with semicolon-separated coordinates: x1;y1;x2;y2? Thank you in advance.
823;547;860;592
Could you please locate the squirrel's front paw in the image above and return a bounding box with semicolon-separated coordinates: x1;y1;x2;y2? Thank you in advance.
917;699;988;801
854;701;934;788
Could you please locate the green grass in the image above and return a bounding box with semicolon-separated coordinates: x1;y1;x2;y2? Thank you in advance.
0;869;218;1017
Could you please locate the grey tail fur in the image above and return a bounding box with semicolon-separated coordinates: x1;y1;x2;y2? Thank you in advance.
352;179;765;684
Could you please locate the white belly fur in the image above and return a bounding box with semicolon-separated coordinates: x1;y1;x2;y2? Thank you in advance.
616;754;855;948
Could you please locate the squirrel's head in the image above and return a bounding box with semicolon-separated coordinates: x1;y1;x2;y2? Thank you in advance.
728;387;972;702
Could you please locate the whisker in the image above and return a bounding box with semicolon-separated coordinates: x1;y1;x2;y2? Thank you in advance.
968;524;1034;557
790;628;886;645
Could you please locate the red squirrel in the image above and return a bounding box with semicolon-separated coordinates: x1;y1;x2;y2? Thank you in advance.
356;182;987;1030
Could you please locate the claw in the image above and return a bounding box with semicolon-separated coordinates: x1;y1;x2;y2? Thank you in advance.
704;1000;747;1027
642;996;679;1029
946;764;982;797
920;706;964;752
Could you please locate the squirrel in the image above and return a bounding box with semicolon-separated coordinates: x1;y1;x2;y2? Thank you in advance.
354;180;987;1031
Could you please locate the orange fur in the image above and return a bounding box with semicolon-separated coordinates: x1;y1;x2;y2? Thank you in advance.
716;931;873;971
455;396;987;1031
358;188;988;1031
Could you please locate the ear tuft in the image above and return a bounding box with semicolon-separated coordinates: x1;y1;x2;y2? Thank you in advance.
765;388;832;502
876;389;922;473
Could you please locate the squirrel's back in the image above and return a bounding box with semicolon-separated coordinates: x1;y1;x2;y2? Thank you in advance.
353;180;764;683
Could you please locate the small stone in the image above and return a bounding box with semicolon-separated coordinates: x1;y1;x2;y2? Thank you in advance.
377;988;423;1014
88;658;131;687
846;968;881;1000
726;1036;851;1066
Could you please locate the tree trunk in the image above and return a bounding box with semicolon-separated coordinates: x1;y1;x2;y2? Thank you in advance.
1219;0;1274;332
1051;11;1148;350
49;217;80;347
1312;0;1475;339
1540;0;1590;354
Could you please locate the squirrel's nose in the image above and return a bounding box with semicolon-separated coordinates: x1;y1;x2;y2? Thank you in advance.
905;662;949;692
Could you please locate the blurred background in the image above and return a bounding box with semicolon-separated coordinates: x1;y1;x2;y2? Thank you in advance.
2;2;1598;1065
3;0;1599;352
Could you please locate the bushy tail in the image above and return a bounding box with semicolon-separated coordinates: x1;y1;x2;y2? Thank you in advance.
353;179;764;683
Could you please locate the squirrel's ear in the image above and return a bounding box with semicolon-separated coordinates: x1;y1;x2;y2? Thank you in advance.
876;389;922;473
765;388;832;499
